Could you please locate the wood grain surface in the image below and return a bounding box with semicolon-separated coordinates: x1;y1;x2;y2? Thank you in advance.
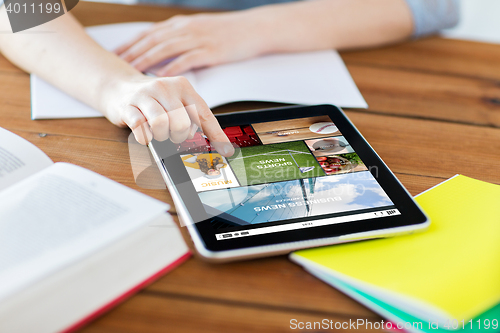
1;2;499;332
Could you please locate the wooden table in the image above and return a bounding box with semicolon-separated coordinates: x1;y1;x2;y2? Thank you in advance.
1;2;499;332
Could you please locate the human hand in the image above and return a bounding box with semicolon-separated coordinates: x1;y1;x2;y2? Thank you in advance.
115;12;268;76
103;74;234;156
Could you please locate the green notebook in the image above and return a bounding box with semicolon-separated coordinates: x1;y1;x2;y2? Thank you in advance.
291;175;500;332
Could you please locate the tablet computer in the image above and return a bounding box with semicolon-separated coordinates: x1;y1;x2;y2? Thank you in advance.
149;104;429;262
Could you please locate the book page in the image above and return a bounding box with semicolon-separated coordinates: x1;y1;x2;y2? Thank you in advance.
0;127;53;191
194;50;367;109
0;162;170;303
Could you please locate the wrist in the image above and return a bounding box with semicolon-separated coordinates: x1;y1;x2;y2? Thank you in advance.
97;71;145;124
245;1;337;55
243;6;291;55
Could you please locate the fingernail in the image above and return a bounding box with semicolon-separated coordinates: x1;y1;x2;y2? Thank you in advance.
159;67;173;77
132;62;145;71
222;143;234;156
134;123;153;145
189;123;198;138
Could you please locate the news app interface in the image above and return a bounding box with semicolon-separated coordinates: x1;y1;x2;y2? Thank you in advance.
176;116;399;240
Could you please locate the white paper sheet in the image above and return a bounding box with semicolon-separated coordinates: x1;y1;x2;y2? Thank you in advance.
31;22;367;120
441;0;500;44
193;50;366;109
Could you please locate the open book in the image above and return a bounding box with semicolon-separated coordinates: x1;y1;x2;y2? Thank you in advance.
0;127;190;333
30;22;367;119
291;175;500;333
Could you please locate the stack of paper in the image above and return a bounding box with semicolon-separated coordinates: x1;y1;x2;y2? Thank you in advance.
291;175;500;333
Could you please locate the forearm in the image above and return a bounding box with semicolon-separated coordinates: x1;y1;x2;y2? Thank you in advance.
247;0;414;53
0;8;142;114
0;8;234;153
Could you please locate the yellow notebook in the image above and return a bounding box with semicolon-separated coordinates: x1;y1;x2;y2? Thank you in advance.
291;175;500;324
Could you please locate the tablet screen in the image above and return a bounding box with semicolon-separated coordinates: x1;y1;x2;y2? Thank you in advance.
175;115;400;241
